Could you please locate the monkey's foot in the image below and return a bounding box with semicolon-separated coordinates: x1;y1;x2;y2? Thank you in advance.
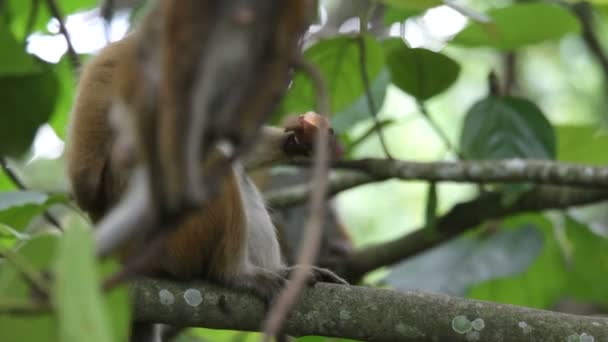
225;269;287;307
282;265;349;285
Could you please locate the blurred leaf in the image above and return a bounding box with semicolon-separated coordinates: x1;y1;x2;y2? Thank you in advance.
0;234;57;297
331;68;391;132
0;18;42;75
49;57;76;139
0;223;30;247
0;173;16;192
6;0;97;40
387;225;544;296
383;6;423;25
460;96;556;160
384;38;460;101
0;234;58;341
278;35;384;118
0;191;68;231
99;259;131;342
557;125;608;164
0;59;60;157
0;314;57;341
452;3;581;50
53;220;113;342
377;0;441;11
562;217;608;305
469;215;608;308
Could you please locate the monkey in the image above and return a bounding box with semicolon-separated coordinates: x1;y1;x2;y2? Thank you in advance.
65;21;346;342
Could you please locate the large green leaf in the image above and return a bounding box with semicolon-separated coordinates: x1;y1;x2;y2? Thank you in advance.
331;68;391;132
384;38;460;101
0;235;59;342
386;225;543;296
469;215;608;308
452;3;581;50
0;41;60;156
53;221;113;342
279;35;384;117
460;96;556;160
468;215;566;308
563;217;608;304
0;19;42;76
0;191;68;231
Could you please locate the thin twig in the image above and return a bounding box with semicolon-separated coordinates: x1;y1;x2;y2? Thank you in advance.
417;101;462;158
357;4;393;159
0;245;50;296
503;52;517;95
45;0;81;70
0;156;64;231
0;298;50;315
347;118;395;153
261;59;331;341
571;2;608;87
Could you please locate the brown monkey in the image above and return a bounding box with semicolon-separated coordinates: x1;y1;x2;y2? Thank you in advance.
66;23;345;342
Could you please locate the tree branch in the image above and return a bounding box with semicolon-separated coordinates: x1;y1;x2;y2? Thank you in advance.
267;158;608;208
338;185;608;282
132;278;608;342
334;158;608;188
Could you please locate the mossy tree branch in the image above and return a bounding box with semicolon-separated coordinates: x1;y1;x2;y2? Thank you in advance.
132;278;608;342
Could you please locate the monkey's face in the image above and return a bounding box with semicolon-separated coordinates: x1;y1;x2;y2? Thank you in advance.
283;112;343;159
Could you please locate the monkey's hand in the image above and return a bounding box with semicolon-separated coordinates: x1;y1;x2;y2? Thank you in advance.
283;112;343;159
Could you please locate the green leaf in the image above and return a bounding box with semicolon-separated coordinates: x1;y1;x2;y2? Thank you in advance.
0;234;57;298
53;220;113;342
386;225;544;296
0;173;16;192
383;7;423;25
460;96;556;160
452;3;581;50
331;68;391;132
557;125;608;164
0;191;68;231
562;217;608;305
279;35;384;116
0;223;30;247
49;57;77;139
377;0;441;11
0;61;60;157
99;259;131;342
0;18;42;76
384;38;460;101
469;215;608;308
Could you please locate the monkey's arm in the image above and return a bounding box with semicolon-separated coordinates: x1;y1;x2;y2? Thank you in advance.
65;37;135;221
